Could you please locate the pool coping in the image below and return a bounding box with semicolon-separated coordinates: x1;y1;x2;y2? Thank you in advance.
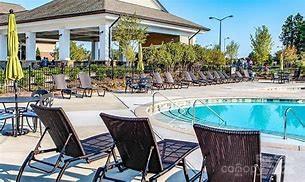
134;96;305;151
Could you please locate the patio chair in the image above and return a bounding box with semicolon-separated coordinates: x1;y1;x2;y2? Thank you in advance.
272;72;280;83
52;74;79;99
125;75;152;93
152;72;165;90
0;110;14;132
164;72;189;89
183;71;203;86
17;105;115;182
78;72;106;97
193;124;285;182
198;71;216;85
93;113;199;182
293;68;301;81
20;92;54;135
125;76;138;93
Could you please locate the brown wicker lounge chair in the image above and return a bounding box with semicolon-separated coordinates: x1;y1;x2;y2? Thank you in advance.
218;71;235;83
198;71;216;85
193;124;285;182
183;71;203;86
213;71;226;83
17;105;115;182
190;71;208;86
52;74;79;99
93;113;199;182
152;72;165;90
242;69;252;81
222;71;240;82
235;71;245;81
78;72;106;97
164;72;189;89
205;71;221;84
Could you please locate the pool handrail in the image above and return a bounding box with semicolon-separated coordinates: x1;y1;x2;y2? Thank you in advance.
192;99;227;126
283;107;305;140
152;92;189;122
153;92;184;112
151;92;199;174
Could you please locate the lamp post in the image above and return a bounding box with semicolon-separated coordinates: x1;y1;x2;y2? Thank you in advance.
209;15;233;51
224;37;230;52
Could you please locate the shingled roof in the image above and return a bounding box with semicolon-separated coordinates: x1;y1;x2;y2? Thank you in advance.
0;0;209;31
0;2;26;14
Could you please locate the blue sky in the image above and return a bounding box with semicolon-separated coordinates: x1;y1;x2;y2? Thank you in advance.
5;0;305;57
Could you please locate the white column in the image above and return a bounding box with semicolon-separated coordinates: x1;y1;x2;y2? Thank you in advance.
59;29;70;61
99;25;109;61
91;42;96;60
95;42;99;60
26;32;36;61
91;42;99;61
0;34;7;61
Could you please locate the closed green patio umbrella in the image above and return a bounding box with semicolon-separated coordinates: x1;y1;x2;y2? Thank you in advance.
137;44;144;72
5;10;24;98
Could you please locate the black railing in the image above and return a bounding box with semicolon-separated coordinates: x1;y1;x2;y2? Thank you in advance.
0;63;135;93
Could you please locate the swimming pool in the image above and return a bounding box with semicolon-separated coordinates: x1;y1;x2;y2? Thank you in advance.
154;99;305;141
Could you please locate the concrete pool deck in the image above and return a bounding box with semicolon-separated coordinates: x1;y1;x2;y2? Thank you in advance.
1;80;305;181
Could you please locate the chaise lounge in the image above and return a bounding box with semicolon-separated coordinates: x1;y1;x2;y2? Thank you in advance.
193;124;286;182
93;113;199;182
17;105;115;182
78;72;106;97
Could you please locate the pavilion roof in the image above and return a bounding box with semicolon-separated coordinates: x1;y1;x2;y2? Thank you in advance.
0;0;209;31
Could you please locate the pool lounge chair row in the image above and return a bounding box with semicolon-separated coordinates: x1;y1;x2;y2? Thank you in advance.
150;70;253;90
52;72;106;99
17;105;286;182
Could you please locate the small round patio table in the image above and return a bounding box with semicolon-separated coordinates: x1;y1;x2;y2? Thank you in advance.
0;96;40;137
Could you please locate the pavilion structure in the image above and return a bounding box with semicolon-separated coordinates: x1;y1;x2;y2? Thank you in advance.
0;0;209;63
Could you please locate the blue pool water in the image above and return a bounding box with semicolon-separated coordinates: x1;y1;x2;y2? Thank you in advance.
156;101;305;140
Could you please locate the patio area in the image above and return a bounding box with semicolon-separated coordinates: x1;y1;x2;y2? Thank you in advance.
1;81;305;181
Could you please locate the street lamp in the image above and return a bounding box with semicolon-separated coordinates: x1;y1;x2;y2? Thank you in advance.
224;37;230;52
209;15;233;50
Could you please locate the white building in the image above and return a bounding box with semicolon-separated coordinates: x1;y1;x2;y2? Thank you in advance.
0;0;209;62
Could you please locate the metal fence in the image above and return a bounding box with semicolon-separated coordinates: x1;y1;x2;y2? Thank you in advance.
0;63;134;94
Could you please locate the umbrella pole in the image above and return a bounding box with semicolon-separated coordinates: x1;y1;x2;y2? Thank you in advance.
14;80;18;99
14;80;18;136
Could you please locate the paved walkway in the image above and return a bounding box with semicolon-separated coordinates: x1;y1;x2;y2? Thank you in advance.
1;81;305;181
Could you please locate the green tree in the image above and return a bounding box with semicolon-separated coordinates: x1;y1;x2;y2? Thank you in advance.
209;46;226;66
70;41;90;61
36;47;41;60
283;45;298;65
299;22;305;53
194;44;209;65
250;25;273;65
36;48;41;57
164;42;183;71
157;44;172;71
113;14;147;67
225;41;239;63
181;44;196;70
280;13;304;53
